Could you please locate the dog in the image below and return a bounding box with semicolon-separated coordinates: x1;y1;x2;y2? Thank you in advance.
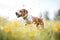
15;9;44;28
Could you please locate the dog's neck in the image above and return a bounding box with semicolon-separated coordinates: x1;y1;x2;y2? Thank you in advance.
23;14;33;23
23;14;28;19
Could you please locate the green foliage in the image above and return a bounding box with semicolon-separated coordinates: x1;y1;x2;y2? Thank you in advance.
54;32;60;40
54;9;60;20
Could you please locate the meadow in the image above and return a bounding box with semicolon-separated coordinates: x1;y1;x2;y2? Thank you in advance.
0;17;60;40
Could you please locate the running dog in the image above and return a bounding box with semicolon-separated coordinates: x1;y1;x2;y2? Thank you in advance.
15;9;44;28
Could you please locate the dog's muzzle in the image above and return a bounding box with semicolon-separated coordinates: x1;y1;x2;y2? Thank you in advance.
15;12;22;18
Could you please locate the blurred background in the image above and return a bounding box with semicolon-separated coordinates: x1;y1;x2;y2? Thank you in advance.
0;0;60;20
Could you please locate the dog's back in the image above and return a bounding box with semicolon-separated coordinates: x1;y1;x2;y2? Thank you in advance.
32;16;44;27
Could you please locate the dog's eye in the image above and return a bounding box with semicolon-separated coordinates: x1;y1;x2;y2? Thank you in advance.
20;10;22;12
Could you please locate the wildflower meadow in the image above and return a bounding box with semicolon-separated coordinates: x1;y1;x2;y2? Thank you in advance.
0;17;60;40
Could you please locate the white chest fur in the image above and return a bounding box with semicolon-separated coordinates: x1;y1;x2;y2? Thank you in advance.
24;14;33;24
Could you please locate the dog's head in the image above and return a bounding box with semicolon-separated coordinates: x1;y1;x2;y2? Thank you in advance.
15;9;28;18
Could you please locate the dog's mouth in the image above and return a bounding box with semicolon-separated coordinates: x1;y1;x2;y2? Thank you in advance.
15;12;22;18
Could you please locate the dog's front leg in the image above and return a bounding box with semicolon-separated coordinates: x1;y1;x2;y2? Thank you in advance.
25;22;32;27
24;20;29;26
23;20;27;27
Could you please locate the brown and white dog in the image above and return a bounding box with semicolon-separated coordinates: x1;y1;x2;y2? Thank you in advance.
15;9;44;28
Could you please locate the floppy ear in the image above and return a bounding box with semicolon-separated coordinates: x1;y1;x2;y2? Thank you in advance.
25;9;28;14
22;9;28;14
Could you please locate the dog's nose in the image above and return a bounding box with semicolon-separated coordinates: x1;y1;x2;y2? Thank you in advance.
15;12;19;18
15;12;18;15
15;12;22;18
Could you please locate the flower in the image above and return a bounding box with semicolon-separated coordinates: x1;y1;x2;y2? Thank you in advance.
53;24;58;31
53;24;60;32
26;24;31;27
4;25;10;33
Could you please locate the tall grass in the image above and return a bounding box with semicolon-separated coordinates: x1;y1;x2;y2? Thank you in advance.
0;17;60;40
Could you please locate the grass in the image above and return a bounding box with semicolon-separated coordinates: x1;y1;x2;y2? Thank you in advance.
0;17;60;40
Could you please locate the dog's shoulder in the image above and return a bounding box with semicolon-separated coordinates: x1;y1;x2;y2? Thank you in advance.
26;14;33;22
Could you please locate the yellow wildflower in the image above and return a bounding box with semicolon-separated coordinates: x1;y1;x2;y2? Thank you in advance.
26;24;31;27
4;25;10;32
53;24;59;32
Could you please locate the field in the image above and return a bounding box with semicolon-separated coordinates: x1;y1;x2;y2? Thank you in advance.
0;17;60;40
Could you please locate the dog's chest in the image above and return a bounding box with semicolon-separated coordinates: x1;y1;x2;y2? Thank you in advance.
25;15;33;23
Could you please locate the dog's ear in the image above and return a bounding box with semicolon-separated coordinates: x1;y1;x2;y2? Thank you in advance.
19;9;28;16
25;9;28;14
20;9;28;14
